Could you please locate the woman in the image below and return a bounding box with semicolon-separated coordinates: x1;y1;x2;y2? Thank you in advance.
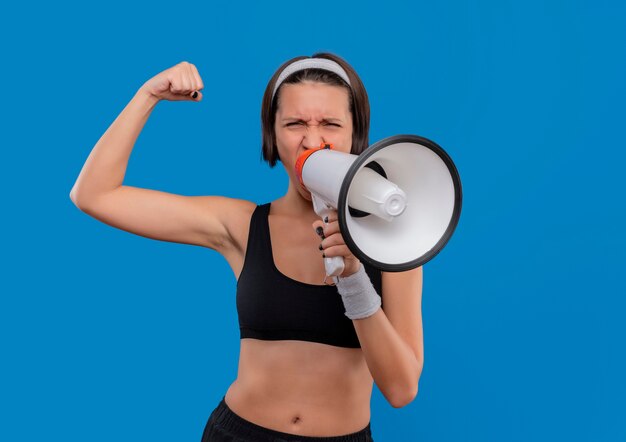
70;53;424;442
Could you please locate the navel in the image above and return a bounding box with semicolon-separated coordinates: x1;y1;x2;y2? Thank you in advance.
291;415;302;425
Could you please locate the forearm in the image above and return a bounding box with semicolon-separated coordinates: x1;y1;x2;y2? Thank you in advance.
70;88;159;206
332;263;422;407
353;308;422;408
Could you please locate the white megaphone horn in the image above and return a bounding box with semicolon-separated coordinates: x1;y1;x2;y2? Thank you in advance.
295;135;462;278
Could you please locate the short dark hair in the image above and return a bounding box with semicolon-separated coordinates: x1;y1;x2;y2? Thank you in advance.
261;52;370;167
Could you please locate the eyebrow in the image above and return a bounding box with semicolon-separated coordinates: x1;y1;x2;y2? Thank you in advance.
281;117;344;123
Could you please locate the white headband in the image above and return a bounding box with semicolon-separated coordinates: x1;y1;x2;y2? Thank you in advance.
271;58;352;100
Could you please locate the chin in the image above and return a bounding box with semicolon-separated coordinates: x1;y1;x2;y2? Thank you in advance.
301;190;313;202
297;185;313;202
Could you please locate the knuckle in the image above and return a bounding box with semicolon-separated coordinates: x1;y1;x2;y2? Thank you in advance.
325;246;337;256
330;235;342;246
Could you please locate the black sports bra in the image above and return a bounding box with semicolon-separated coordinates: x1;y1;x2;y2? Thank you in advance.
236;203;383;349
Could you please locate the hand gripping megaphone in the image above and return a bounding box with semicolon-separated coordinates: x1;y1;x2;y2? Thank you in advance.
295;134;462;277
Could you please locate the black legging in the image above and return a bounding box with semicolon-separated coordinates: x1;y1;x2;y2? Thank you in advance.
201;397;375;442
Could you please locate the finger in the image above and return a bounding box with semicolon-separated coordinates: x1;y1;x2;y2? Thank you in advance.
312;220;325;238
169;73;181;94
177;61;193;91
323;211;338;224
322;232;346;249
174;73;189;95
190;63;204;90
322;244;354;259
321;220;340;237
185;63;198;91
181;69;192;92
313;215;341;237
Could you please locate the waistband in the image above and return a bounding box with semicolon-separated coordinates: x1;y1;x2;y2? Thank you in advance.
212;396;373;441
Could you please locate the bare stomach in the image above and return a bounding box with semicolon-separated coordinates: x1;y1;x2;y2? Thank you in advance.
223;338;374;437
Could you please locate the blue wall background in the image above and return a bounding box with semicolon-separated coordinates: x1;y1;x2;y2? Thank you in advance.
1;1;624;441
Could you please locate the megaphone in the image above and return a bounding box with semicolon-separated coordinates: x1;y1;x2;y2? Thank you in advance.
295;134;462;277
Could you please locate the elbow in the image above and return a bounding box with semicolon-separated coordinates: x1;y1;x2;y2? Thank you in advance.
388;357;422;408
70;188;78;206
69;186;94;211
388;382;418;409
389;356;422;408
69;185;82;207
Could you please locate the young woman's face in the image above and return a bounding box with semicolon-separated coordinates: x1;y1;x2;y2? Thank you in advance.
274;81;353;200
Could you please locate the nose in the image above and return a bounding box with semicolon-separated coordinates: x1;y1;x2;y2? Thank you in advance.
302;126;325;150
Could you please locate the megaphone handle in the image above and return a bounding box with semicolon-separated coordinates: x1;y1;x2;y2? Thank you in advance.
310;192;345;278
324;255;345;278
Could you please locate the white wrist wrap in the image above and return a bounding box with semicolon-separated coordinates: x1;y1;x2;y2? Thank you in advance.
335;264;381;320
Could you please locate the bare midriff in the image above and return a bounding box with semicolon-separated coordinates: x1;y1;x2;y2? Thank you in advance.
224;338;374;437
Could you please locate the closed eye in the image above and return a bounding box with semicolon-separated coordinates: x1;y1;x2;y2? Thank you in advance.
284;121;341;127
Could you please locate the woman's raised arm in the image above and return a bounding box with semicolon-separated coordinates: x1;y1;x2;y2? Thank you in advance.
69;62;253;253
